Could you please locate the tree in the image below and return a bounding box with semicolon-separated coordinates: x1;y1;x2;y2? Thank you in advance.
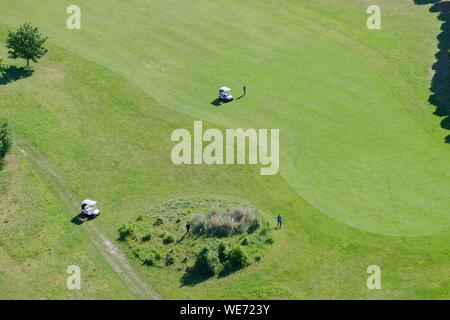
6;23;48;67
0;59;7;78
192;246;219;276
227;246;248;271
218;241;231;264
0;120;13;159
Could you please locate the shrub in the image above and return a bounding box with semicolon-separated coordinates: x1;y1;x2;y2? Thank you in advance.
163;234;175;244
190;205;260;238
218;241;230;264
0;59;8;78
247;218;261;234
207;213;235;237
259;227;268;236
230;206;252;222
141;248;161;266
165;250;175;266
191;214;207;234
141;233;152;242
265;236;275;244
192;246;219;276
228;246;249;271
143;257;154;266
221;261;233;276
118;223;137;241
154;250;162;261
0;121;13;160
153;218;163;226
241;237;249;246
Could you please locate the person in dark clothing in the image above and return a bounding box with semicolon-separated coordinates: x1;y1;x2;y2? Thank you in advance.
186;222;191;235
277;214;282;228
243;85;247;96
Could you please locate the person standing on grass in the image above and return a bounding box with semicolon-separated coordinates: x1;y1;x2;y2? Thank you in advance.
277;214;283;228
186;222;191;235
243;84;247;97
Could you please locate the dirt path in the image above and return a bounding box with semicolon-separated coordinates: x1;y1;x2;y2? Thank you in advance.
16;138;161;300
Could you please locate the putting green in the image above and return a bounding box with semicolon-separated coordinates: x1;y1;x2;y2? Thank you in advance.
1;0;450;299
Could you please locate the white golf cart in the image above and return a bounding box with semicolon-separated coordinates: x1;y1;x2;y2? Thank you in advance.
219;87;233;102
80;199;101;218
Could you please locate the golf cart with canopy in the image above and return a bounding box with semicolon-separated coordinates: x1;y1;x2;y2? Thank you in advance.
80;199;101;218
219;87;233;102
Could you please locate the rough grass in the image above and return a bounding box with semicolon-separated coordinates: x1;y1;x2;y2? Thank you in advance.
190;205;261;237
0;155;135;299
118;199;273;285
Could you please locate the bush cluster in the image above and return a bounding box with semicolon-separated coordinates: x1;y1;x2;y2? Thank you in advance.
190;242;249;278
190;206;260;237
118;200;274;284
163;233;175;244
142;249;162;266
165;250;175;266
118;223;137;241
0;120;12;162
191;246;219;276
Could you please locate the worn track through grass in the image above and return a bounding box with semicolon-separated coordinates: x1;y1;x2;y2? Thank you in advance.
16;137;161;300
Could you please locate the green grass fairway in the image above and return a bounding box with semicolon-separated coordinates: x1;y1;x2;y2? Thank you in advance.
1;0;450;299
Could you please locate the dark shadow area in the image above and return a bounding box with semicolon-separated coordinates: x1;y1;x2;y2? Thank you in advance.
0;66;34;86
446;135;450;143
217;266;241;278
218;268;233;278
176;231;189;243
180;271;212;287
210;98;224;107
71;212;97;225
236;94;245;100
211;98;235;107
71;213;87;225
415;0;450;143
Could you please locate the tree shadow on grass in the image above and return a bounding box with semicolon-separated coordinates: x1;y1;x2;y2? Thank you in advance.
180;270;212;287
217;266;239;278
415;0;450;143
0;66;34;86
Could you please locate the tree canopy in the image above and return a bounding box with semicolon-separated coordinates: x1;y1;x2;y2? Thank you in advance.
6;22;48;67
0;120;12;160
0;59;7;78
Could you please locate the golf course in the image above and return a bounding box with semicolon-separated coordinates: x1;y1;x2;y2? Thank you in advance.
1;0;450;299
